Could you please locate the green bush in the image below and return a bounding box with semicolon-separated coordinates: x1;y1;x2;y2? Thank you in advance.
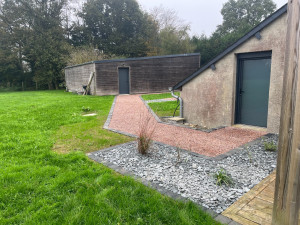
81;106;91;112
264;141;277;151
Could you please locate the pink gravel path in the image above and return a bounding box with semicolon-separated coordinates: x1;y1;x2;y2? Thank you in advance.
108;95;267;157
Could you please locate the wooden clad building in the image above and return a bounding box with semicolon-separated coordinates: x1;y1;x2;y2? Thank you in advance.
65;53;200;96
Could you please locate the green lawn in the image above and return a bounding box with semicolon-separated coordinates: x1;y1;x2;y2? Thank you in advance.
148;101;180;117
0;91;220;224
142;92;180;101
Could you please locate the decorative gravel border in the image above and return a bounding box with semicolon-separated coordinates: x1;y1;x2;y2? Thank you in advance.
103;96;117;129
140;96;163;122
103;95;273;161
88;135;277;223
87;140;252;225
87;135;277;224
99;95;277;224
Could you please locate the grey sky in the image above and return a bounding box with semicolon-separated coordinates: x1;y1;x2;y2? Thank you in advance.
137;0;287;36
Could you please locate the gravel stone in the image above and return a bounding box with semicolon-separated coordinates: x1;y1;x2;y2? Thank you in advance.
91;135;278;214
108;95;267;157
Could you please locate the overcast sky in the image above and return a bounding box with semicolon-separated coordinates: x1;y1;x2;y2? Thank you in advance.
137;0;287;36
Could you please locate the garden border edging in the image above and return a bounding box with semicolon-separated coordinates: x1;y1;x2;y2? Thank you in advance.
87;142;241;225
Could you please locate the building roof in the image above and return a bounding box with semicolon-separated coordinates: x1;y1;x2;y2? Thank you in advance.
65;53;200;69
172;4;288;90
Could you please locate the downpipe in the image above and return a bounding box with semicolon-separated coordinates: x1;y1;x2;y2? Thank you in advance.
169;87;183;118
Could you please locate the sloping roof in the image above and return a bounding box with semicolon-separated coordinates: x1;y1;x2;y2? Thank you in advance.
65;53;200;69
173;4;288;90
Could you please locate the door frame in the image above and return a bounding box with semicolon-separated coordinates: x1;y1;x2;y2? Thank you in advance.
235;51;272;125
118;67;130;95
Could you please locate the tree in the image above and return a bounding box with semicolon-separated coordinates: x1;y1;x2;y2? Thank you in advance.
25;1;69;89
150;6;195;55
0;0;70;90
78;0;158;57
158;27;194;55
216;0;276;35
67;46;111;66
150;6;188;32
192;0;277;66
191;34;213;66
0;0;27;89
22;0;70;89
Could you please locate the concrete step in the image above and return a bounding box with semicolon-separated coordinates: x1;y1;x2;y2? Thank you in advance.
167;117;185;122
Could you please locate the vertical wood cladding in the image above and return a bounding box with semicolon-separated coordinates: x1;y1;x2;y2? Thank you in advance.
95;54;200;95
65;54;200;96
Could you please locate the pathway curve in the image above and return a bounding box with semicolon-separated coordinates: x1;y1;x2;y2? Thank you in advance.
108;95;266;157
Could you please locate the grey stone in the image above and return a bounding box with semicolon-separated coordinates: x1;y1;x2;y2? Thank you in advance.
88;134;278;214
214;215;233;224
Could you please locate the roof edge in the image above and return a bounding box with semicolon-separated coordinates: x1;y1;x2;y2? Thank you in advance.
173;3;288;90
65;53;200;69
65;61;94;69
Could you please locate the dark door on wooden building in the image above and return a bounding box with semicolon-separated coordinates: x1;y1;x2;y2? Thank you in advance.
235;52;272;127
118;68;129;94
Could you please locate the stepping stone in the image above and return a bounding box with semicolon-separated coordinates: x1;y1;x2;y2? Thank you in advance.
83;113;97;117
167;117;185;122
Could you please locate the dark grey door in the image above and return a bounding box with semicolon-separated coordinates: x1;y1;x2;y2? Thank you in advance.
118;68;129;94
236;52;271;127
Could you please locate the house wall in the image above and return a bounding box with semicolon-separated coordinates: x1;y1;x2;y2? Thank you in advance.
94;54;200;96
181;13;287;133
65;63;96;95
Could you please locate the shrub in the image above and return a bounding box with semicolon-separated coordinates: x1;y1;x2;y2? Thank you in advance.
137;112;156;155
245;144;253;163
213;168;233;186
82;106;91;112
264;141;277;151
67;46;124;66
138;136;152;155
67;46;106;66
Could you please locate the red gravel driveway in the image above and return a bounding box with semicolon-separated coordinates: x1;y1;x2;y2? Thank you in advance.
108;95;267;157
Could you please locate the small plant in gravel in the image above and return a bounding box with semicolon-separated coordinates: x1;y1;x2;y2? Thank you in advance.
175;145;182;166
264;141;277;151
245;144;253;163
137;112;156;155
213;168;234;186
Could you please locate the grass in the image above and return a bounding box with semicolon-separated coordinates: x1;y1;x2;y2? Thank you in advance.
0;90;220;224
53;104;132;154
148;101;180;117
142;92;180;101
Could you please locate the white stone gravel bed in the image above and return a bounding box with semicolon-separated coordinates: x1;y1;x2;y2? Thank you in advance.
90;135;278;213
